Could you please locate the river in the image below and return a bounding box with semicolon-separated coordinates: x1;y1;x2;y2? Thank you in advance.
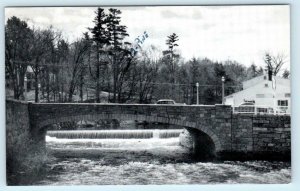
35;129;291;185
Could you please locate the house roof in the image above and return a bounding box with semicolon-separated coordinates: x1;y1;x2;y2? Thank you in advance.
243;74;289;89
225;74;290;98
224;86;251;98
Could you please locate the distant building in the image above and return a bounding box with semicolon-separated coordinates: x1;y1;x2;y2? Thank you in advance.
224;74;291;114
26;66;34;90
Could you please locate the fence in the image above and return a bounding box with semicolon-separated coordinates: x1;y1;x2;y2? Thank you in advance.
233;105;290;115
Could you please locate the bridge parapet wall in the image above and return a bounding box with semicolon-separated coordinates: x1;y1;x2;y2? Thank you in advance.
28;103;218;129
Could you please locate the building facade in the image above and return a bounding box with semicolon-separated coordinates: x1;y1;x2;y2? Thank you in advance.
224;74;291;114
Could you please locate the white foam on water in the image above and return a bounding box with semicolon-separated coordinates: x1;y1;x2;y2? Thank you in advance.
46;135;181;150
47;129;183;139
152;129;160;139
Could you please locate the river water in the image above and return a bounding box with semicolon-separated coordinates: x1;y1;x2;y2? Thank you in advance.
37;129;291;185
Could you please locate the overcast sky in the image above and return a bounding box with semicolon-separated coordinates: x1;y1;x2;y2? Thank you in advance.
5;5;290;69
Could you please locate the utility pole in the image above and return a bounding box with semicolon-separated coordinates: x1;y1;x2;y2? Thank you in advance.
222;76;225;104
196;82;199;105
24;76;27;101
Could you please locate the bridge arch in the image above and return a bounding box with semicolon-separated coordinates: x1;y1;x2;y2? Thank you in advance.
36;113;222;152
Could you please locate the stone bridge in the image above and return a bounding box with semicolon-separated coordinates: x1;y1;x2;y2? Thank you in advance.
6;100;291;159
29;102;233;152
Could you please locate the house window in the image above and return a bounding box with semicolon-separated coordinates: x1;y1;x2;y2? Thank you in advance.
278;100;288;106
264;84;268;88
256;94;265;98
285;93;291;98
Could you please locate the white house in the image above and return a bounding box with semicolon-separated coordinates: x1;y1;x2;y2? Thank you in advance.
224;74;291;114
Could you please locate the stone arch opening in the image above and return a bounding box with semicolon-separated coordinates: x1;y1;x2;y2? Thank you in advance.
180;127;218;160
36;113;222;155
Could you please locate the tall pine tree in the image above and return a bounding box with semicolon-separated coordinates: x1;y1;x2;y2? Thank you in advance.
164;33;179;84
89;8;110;102
106;8;130;102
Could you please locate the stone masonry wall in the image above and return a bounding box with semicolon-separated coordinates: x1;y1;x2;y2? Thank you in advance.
231;115;253;152
252;115;290;153
231;114;291;155
214;105;232;151
6;100;31;179
6;100;31;156
6;100;52;185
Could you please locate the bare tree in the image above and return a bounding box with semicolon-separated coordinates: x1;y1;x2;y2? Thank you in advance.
66;37;90;102
136;61;158;103
30;27;58;102
53;39;69;102
264;52;287;78
115;48;135;102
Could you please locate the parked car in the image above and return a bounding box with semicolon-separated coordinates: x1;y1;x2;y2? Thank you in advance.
239;102;255;106
235;102;255;113
155;99;176;105
237;102;272;114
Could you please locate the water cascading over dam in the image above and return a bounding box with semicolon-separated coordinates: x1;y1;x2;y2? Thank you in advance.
47;129;183;139
46;129;186;154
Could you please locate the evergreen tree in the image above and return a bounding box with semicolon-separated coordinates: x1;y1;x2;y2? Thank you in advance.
88;7;110;102
166;33;179;51
106;8;130;102
164;33;179;83
161;33;179;99
5;16;34;99
282;69;290;79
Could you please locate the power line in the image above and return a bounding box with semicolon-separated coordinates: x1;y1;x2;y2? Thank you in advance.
22;78;242;88
11;60;90;68
133;81;242;88
10;60;243;88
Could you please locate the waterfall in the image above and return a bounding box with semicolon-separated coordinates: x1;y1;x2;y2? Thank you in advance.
153;130;160;139
158;130;182;138
47;129;183;139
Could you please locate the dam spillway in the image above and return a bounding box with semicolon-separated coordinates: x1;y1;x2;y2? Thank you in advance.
47;129;183;139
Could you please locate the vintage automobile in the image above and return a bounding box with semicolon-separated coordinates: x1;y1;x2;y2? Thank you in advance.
155;99;176;105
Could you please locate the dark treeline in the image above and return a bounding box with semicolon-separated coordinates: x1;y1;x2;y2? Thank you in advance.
5;8;289;104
